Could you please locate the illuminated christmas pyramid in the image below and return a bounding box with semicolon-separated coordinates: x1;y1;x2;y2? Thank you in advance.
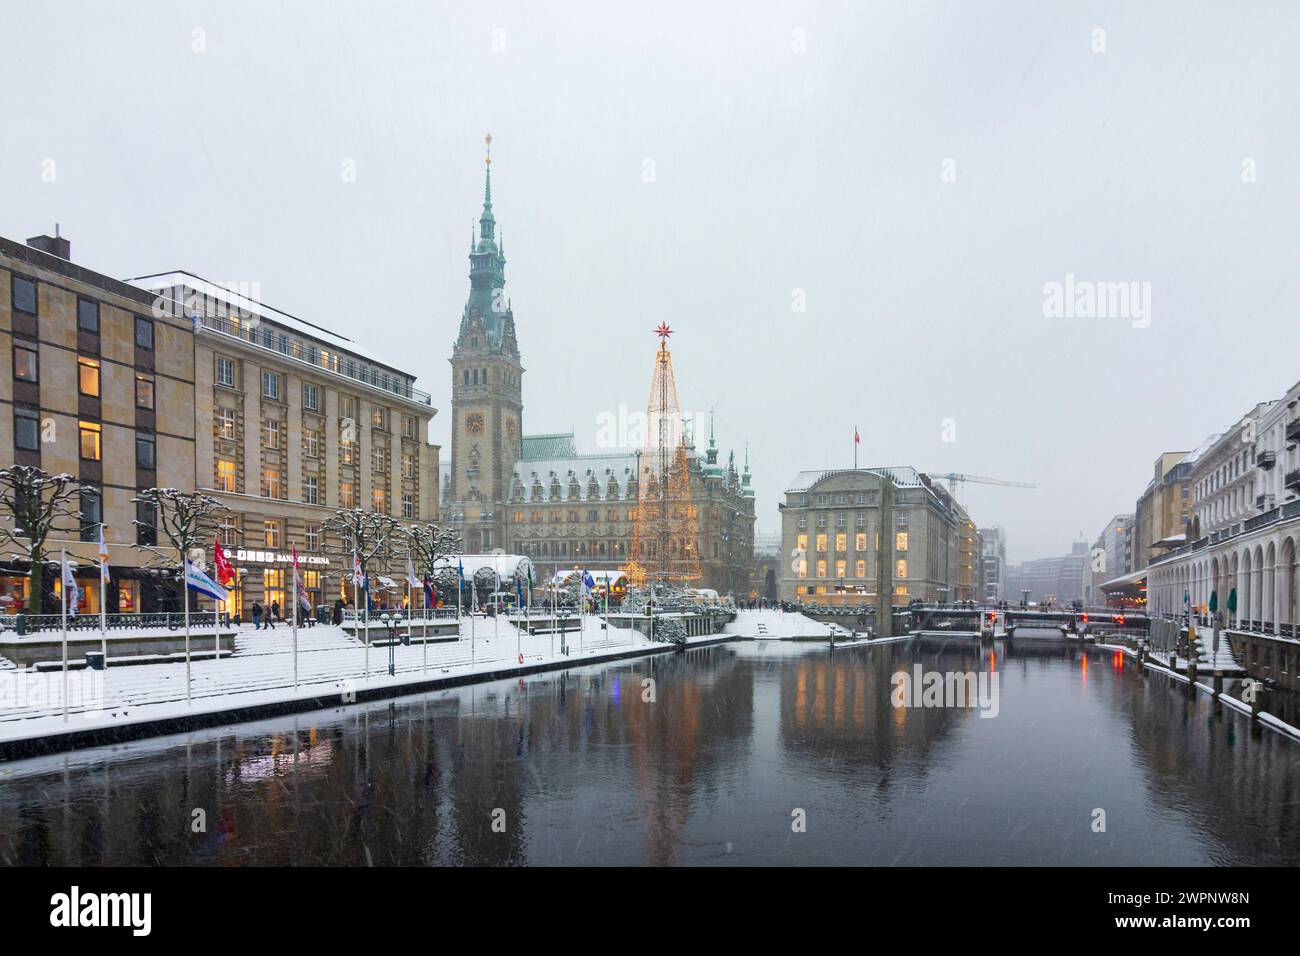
627;324;702;587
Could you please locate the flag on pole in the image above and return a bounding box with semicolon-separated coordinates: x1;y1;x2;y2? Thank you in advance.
185;559;229;602
213;537;235;586
97;524;110;584
471;584;479;614
292;547;311;613
406;553;421;589
62;554;80;614
854;426;860;445
423;573;434;608
353;551;363;585
581;570;595;598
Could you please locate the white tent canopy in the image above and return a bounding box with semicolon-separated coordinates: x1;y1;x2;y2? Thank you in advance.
432;553;537;584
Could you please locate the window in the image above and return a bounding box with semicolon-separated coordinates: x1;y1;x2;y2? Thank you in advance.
79;488;102;541
835;514;846;529
835;533;847;552
77;298;100;333
402;416;417;440
136;433;156;469
216;356;235;387
12;275;37;314
78;357;101;397
15;407;40;450
896;559;908;579
372;406;388;430
264;519;282;548
305;524;319;551
836;560;846;578
261;468;282;498
371;446;386;472
402;452;416;479
855;559;866;578
796;558;808;578
135;373;155;409
79;421;102;460
302;382;319;411
304;430;321;458
339;481;357;509
215;459;236;492
136;500;157;546
218;516;238;547
372;488;387;513
896;512;908;528
402;493;414;519
340;439;358;464
796;533;808;552
303;475;319;505
896;532;908;552
217;408;236;440
262;371;280;400
855;532;867;551
816;533;827;552
262;418;281;449
264;569;285;609
14;343;37;382
135;316;154;350
816;559;827;578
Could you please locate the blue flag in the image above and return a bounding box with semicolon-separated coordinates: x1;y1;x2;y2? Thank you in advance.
186;560;228;602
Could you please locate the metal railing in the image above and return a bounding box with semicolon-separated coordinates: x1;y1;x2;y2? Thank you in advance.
0;611;230;635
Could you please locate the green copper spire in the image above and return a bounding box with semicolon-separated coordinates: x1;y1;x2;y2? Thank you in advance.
704;409;722;476
466;134;509;347
742;442;754;497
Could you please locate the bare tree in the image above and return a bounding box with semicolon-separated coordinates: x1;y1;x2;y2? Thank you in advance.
132;488;224;603
321;508;401;603
403;522;462;578
0;465;81;614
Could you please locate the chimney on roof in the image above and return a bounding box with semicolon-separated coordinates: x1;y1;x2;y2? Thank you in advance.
27;224;71;261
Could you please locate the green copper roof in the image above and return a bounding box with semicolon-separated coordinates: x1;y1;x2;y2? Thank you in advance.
521;432;577;460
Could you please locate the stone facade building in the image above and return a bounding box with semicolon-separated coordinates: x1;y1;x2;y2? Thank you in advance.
778;467;970;605
441;146;755;595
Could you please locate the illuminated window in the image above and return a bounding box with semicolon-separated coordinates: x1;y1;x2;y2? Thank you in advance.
217;408;236;440
896;559;908;579
835;560;846;578
797;559;808;578
855;559;866;578
261;468;282;498
896;531;908;552
79;421;101;460
855;532;867;551
264;569;286;610
78;357;100;397
14;344;38;382
835;533;847;552
135;373;155;409
372;406;388;429
372;488;387;513
894;586;908;597
816;559;827;578
264;519;282;548
797;533;808;552
816;533;828;552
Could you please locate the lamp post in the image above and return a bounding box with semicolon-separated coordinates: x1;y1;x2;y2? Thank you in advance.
380;612;403;677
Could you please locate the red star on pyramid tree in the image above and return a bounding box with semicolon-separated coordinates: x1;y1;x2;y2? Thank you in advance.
654;322;673;342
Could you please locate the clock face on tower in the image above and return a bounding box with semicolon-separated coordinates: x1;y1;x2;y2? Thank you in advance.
465;412;485;436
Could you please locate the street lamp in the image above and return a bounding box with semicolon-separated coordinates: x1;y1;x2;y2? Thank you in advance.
379;612;403;676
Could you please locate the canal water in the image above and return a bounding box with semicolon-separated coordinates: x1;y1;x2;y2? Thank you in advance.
2;638;1297;866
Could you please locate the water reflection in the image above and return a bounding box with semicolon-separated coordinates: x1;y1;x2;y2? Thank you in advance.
1;639;1297;866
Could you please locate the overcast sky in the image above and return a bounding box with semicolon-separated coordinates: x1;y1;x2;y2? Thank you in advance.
4;1;1298;563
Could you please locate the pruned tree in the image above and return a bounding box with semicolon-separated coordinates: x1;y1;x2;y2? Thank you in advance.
0;465;81;614
132;488;224;603
403;522;462;578
321;508;400;605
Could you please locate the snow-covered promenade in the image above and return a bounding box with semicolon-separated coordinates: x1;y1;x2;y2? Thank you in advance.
0;609;837;758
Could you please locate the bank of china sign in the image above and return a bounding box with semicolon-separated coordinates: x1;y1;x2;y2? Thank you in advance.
235;549;330;566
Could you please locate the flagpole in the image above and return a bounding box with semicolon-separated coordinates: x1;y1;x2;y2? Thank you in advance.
98;524;108;666
182;551;191;706
291;549;299;692
493;557;500;645
60;548;69;722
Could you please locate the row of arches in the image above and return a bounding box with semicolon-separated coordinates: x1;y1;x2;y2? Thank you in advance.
1149;528;1300;636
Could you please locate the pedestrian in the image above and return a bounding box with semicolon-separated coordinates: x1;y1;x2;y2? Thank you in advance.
333;597;344;626
251;601;263;630
270;600;280;628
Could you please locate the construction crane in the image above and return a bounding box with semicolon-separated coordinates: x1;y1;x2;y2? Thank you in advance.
927;472;1037;506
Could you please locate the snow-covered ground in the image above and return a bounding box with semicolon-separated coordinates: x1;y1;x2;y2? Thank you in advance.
0;616;681;746
723;609;855;640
